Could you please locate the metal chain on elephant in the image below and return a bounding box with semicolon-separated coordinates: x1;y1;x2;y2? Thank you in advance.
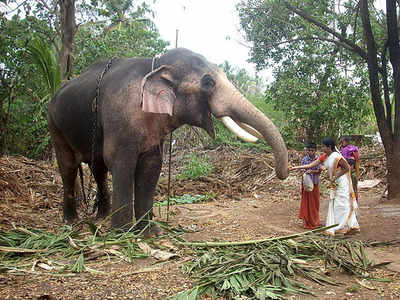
81;58;115;216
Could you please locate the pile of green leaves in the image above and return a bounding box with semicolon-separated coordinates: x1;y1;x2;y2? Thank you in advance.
169;230;378;300
0;223;155;275
0;223;387;300
155;193;215;207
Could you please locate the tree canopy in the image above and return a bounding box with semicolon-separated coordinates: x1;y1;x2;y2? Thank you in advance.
0;0;169;158
237;0;400;200
237;0;377;142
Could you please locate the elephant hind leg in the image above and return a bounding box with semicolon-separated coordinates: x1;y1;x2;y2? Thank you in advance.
49;123;79;223
90;160;111;220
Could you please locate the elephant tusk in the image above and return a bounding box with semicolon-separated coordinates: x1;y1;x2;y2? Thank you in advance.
238;122;264;140
220;116;259;143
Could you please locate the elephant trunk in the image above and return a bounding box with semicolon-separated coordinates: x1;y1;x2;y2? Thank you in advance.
209;71;288;180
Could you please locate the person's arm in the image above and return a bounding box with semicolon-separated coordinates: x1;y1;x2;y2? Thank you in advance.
354;151;360;180
306;168;322;174
333;158;350;180
306;168;321;175
291;159;321;171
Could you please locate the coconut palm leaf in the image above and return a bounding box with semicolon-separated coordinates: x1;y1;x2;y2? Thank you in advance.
26;36;61;97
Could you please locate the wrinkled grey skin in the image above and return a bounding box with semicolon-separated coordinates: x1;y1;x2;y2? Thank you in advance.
47;48;288;234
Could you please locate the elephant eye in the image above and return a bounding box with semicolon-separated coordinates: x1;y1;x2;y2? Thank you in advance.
201;74;215;90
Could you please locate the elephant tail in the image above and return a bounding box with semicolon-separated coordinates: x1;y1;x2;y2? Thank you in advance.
78;163;88;208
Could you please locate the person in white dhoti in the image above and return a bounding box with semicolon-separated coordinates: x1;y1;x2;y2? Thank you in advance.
290;138;360;236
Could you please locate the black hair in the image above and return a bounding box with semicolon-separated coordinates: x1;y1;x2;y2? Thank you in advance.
306;142;317;149
346;158;356;167
339;136;350;143
322;138;336;152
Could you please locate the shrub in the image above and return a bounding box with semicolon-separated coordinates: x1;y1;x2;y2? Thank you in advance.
176;154;213;180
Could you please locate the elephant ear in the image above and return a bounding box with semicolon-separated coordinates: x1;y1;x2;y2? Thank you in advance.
141;65;176;116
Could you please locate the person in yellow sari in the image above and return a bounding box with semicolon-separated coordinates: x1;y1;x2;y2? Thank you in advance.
290;138;360;236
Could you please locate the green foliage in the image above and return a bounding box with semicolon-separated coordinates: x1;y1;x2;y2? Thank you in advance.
176;154;213;180
267;64;374;143
155;193;215;207
0;1;169;158
6;96;52;159
237;0;379;142
74;8;169;74
0;14;57;158
0;222;381;298
26;37;61;97
0;223;155;275
70;253;85;273
23;37;61;158
169;231;374;300
219;61;265;97
237;0;384;70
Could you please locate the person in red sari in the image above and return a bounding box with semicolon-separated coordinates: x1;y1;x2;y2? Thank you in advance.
299;142;322;229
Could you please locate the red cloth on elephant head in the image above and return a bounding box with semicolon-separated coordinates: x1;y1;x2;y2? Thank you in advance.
141;66;176;116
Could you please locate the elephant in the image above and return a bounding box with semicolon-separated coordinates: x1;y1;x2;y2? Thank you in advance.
47;48;288;234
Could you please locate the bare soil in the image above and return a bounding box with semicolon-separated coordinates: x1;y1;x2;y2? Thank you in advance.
0;145;399;300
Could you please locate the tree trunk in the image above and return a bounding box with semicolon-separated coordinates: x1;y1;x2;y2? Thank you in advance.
385;0;400;202
386;142;400;201
360;0;400;202
59;0;76;81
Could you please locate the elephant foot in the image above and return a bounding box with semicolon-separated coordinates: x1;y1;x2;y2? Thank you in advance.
140;224;162;238
63;194;78;224
94;194;111;220
95;204;111;220
111;223;162;238
108;220;162;238
63;212;79;224
133;222;162;238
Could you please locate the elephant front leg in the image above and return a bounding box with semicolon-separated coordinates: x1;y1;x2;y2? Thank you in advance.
134;147;163;236
110;158;136;231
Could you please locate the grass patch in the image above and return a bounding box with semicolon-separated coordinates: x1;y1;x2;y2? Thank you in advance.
176;154;213;180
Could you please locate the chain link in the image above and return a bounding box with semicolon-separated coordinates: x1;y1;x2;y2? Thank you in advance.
81;58;115;215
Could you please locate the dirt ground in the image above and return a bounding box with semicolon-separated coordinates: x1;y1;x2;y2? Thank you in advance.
0;145;399;300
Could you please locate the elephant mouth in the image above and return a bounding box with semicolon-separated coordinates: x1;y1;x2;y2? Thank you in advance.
203;111;216;139
202;113;260;144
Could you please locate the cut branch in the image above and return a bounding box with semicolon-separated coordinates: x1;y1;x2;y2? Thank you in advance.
178;224;337;247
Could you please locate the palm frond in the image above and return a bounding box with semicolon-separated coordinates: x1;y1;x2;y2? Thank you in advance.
26;36;61;97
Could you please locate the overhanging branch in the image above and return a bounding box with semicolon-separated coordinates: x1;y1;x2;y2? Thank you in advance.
283;1;368;61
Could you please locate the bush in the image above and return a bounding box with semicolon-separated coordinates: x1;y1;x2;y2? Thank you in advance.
176;154;213;180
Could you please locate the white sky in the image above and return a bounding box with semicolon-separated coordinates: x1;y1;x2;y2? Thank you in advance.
152;0;386;81
152;0;263;77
